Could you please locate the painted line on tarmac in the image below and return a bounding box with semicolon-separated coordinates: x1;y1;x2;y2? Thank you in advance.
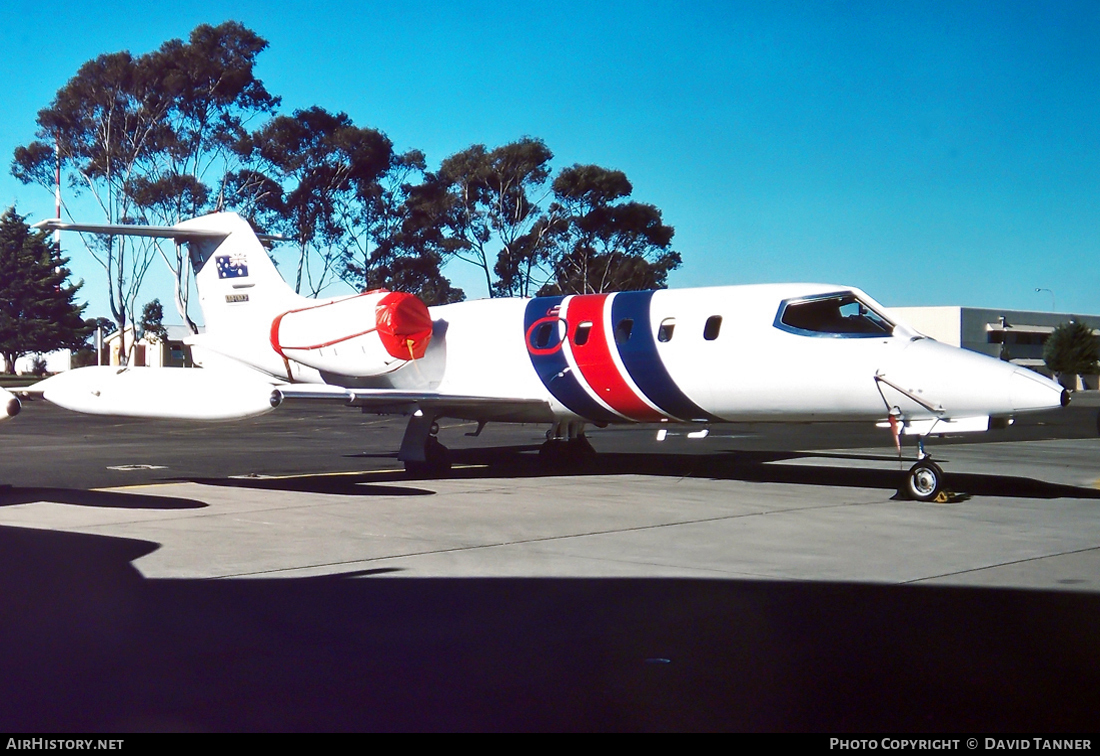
226;464;487;480
95;464;490;491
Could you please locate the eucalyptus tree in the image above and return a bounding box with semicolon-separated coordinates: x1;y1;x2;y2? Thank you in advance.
539;164;680;295
230;111;462;303
409;137;555;298
230;107;394;296
11;22;278;349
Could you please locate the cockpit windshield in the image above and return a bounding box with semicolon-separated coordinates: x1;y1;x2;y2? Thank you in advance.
776;292;895;337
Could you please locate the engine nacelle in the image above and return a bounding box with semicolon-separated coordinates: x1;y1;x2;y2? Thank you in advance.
270;290;433;378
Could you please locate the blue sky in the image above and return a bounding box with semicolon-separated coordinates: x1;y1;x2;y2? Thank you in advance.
1;0;1097;319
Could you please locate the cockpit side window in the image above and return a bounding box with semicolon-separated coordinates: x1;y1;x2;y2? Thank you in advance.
776;293;894;337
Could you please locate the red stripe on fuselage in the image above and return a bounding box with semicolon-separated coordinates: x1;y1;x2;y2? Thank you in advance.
565;294;666;422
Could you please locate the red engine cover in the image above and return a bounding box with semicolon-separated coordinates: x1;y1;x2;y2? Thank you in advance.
375;291;433;360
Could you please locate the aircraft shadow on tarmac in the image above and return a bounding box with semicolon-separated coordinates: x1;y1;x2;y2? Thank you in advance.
0;485;208;510
2;522;1099;732
200;447;1100;503
187;475;437;497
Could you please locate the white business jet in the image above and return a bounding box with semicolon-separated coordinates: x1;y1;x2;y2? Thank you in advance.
31;213;1067;500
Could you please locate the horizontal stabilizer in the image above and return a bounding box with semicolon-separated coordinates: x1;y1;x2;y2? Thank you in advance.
33;219;226;241
32;218;285;244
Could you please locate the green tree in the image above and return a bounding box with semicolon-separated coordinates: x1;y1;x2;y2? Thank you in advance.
230;109;461;303
138;299;168;343
1043;320;1100;376
338;148;463;305
231;107;392;295
0;209;90;374
538;164;680;295
12;22;279;342
410;137;554;298
407;148;679;298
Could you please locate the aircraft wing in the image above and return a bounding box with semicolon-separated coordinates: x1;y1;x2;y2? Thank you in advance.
274;385;555;424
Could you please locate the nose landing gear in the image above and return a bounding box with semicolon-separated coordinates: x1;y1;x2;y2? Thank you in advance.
898;434;955;502
905;458;945;502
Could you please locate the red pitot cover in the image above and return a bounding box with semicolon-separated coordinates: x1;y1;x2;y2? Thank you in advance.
375;291;433;360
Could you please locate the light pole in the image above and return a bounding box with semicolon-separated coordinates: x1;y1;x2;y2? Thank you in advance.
1035;288;1055;312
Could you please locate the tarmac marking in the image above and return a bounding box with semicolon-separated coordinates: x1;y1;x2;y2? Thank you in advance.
92;482;179;492
93;464;489;490
225;464;487;480
902;543;1100;585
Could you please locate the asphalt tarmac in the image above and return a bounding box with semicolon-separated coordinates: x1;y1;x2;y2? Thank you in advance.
1;397;1100;731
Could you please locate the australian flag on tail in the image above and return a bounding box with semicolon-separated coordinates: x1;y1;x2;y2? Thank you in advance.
216;254;249;279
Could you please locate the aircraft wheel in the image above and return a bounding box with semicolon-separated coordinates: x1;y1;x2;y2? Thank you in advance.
905;459;944;502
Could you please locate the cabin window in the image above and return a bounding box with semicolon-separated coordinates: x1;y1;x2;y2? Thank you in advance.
534;322;555;349
657;318;676;343
615;318;633;344
777;293;894;337
703;316;722;341
573;321;593;346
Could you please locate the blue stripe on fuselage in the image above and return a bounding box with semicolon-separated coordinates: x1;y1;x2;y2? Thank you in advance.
524;296;618;423
610;291;721;422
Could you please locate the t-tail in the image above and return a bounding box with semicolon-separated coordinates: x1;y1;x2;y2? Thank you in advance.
34;212;308;379
34;212;435;384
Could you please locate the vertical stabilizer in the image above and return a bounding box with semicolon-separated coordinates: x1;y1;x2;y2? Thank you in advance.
176;213;305;332
33;212;314;379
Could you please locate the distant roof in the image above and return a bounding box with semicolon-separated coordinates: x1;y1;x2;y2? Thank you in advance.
103;324;203;343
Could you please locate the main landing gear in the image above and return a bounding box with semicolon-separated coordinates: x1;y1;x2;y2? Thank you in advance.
399;411;451;476
539;420;596;468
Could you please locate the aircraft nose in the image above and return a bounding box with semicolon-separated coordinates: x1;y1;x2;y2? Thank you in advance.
1009;367;1067;412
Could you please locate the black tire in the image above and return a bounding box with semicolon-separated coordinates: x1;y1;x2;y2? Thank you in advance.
906;459;944;502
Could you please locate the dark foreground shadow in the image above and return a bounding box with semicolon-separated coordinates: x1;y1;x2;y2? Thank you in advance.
188;475;436;497
2;523;1099;732
0;486;208;510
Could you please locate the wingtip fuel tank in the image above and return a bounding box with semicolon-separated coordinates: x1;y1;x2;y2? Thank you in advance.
0;387;19;421
32;366;277;421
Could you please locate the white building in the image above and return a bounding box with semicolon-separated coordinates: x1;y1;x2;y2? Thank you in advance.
102;325;195;368
889;306;1100;387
